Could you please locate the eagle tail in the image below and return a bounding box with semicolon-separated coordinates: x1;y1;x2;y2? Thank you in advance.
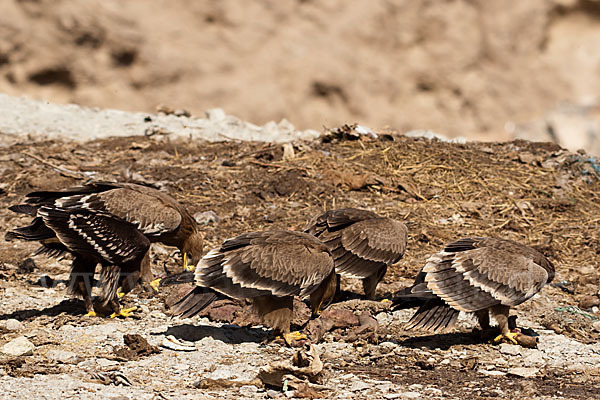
8;204;39;216
159;271;195;286
405;298;459;332
169;286;217;319
5;217;56;242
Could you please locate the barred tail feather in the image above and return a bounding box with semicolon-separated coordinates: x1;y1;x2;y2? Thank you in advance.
405;298;459;332
170;286;218;319
159;271;195;287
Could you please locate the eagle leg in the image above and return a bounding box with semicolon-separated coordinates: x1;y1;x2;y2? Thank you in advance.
183;253;195;272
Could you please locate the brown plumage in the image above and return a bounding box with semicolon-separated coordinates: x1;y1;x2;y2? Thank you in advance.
170;230;337;340
304;208;407;299
399;237;554;341
5;182;203;316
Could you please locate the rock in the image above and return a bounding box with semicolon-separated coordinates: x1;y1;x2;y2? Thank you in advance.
46;349;78;364
507;367;539;378
498;343;521;356
1;336;35;356
522;349;545;367
96;358;119;367
266;389;280;398
399;392;422;399
593;321;600;332
478;369;506;376
578;295;600;310
349;381;370;391
194;210;220;225
4;319;23;331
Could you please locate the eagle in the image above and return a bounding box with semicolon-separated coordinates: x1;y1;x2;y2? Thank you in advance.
166;230;337;345
304;208;408;299
5;182;203;317
396;237;555;345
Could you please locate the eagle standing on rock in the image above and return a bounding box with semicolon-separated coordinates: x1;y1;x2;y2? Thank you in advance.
304;208;408;299
395;237;555;346
5;182;203;317
165;230;337;345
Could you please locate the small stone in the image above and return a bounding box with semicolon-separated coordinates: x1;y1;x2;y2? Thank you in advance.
593;321;600;332
284;390;295;398
507;367;539;378
349;381;370;391
96;358;119;367
46;349;78;364
4;319;23;331
1;336;35;356
578;295;600;310
498;343;521;356
266;389;280;398
400;392;421;399
478;369;506;376
378;341;397;353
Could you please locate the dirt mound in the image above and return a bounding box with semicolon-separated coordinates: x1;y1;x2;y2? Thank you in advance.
2;0;600;145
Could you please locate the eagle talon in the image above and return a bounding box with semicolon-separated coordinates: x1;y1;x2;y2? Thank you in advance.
380;298;390;303
149;278;161;292
116;288;125;298
85;310;98;317
493;331;520;345
110;306;137;319
283;331;308;346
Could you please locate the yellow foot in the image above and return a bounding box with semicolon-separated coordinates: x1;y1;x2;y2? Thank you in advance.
493;331;519;345
380;298;390;303
149;278;161;292
85;310;98;317
282;331;308;346
116;288;126;298
110;306;137;319
183;253;195;272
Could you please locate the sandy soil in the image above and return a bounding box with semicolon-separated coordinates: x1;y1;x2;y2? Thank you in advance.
2;0;600;144
0;131;599;399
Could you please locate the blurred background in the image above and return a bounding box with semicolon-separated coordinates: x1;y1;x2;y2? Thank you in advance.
1;0;600;153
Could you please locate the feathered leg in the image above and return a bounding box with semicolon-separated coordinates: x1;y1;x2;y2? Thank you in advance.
491;305;520;345
68;255;97;316
362;265;387;300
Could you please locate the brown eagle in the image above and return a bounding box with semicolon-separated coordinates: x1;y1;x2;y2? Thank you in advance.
396;237;555;345
304;208;408;299
5;182;203;317
167;230;337;345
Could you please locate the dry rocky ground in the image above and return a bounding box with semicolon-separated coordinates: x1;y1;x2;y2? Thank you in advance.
0;127;599;399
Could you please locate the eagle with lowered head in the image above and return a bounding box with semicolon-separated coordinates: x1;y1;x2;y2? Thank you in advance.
304;208;408;299
5;182;203;317
395;237;555;346
165;230;337;345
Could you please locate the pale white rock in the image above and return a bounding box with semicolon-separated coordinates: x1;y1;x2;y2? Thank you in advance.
349;381;370;391
4;319;24;331
1;336;35;356
45;349;78;364
507;367;539;378
498;343;521;356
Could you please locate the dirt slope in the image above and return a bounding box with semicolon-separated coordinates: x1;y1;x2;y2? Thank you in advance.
2;0;600;142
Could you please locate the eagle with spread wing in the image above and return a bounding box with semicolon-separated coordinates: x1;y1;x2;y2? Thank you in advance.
396;237;555;345
304;208;408;299
5;182;203;317
166;230;337;345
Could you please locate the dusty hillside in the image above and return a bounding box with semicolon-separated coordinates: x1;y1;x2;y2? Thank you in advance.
2;0;600;146
0;131;599;399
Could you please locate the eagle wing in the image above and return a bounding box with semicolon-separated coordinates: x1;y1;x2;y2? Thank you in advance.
306;208;407;278
38;206;150;264
195;230;334;300
422;237;552;313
